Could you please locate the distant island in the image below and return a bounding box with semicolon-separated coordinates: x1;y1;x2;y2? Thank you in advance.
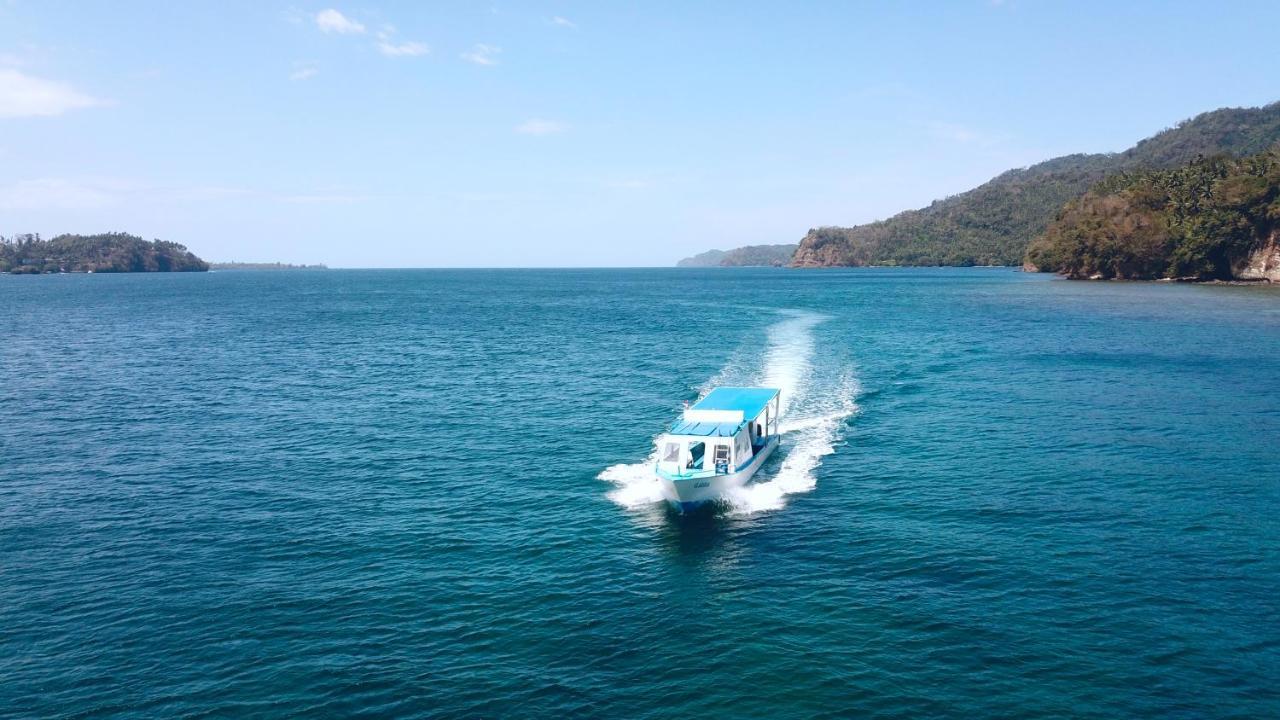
1025;147;1280;281
210;262;328;270
680;102;1280;282
677;243;797;267
0;233;208;274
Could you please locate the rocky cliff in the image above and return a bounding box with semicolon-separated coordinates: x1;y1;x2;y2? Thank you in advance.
1232;232;1280;282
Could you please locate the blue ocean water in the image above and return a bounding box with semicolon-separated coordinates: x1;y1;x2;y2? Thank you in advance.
2;268;1278;718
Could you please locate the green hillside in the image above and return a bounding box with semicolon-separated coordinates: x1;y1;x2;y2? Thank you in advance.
676;248;729;267
792;102;1280;267
1025;147;1280;280
0;233;209;274
677;244;797;267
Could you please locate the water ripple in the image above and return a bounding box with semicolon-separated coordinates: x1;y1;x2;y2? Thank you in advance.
2;269;1278;718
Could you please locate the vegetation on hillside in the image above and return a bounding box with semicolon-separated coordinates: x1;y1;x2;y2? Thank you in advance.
210;262;328;270
677;244;797;267
1024;148;1280;280
0;233;209;273
676;248;728;267
792;102;1280;267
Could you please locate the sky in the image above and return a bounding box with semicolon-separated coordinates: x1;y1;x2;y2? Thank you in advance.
1;1;1278;267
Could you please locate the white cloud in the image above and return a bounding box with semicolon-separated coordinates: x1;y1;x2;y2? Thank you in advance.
0;69;104;118
315;9;365;34
461;44;501;66
377;39;429;57
515;118;567;136
551;16;577;29
375;29;429;57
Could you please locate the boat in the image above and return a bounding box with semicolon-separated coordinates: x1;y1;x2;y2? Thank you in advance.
654;387;782;512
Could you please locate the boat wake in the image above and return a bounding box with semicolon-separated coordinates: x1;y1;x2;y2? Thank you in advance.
601;309;858;516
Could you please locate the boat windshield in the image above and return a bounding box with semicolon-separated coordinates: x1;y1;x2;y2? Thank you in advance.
687;442;705;468
661;442;680;463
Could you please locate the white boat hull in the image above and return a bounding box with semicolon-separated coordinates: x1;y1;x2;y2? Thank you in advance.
657;437;779;512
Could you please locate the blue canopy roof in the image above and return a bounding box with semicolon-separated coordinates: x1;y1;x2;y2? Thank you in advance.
668;420;743;437
690;387;780;421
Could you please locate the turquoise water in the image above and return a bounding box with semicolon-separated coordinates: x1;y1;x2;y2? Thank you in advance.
2;268;1279;718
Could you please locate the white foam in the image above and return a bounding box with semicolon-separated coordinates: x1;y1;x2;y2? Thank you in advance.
601;309;858;516
600;452;666;509
723;372;858;515
761;309;825;416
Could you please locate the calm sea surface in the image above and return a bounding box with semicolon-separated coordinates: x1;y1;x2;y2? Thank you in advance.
2;268;1279;718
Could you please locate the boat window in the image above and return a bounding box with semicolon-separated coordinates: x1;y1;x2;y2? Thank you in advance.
661;442;680;463
686;441;705;468
713;444;730;463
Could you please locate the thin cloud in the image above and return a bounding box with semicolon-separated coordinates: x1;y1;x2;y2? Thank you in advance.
315;8;365;34
461;44;501;66
0;177;125;210
0;176;376;210
289;62;319;81
605;178;652;190
0;68;105;118
173;185;253;201
515;119;567;136
280;193;366;205
929;121;982;144
378;39;429;56
550;16;577;29
282;6;308;25
0;177;371;210
376;28;429;57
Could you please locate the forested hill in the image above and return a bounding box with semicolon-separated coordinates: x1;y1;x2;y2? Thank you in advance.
1024;147;1280;281
676;248;728;267
792;102;1280;267
677;243;797;267
0;233;209;273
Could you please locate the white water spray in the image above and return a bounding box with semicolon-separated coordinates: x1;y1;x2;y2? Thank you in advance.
761;309;823;416
600;309;858;516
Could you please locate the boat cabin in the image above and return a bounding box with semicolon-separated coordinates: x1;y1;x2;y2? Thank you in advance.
655;387;780;477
